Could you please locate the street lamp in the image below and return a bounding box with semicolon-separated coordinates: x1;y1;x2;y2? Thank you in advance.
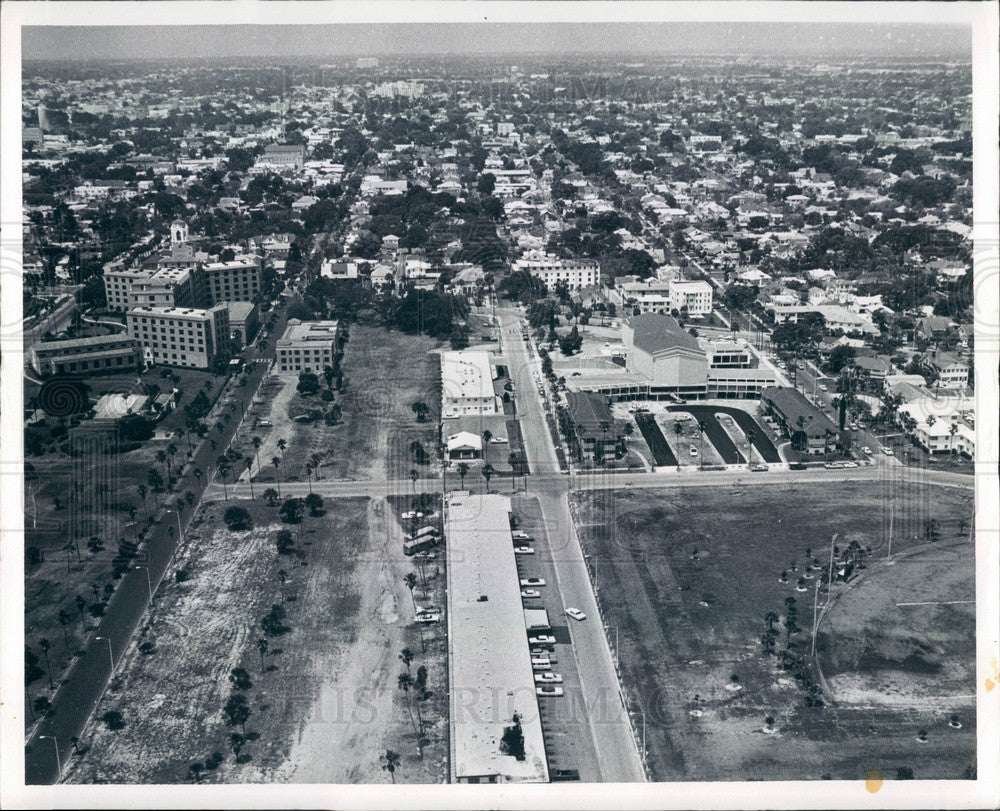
39;735;61;775
95;636;115;671
134;564;152;602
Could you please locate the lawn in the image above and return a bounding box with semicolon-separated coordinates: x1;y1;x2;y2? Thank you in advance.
570;481;975;781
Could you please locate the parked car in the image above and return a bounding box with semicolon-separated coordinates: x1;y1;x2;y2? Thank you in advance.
530;644;554;655
257;419;273;428
689;447;699;456
536;685;564;697
415;613;440;624
529;635;556;645
401;510;425;519
843;461;859;468
531;658;552;670
514;546;535;555
861;446;873;455
521;589;541;599
520;578;545;587
551;768;581;781
788;462;807;470
750;463;769;472
565;607;586;621
534;672;563;684
818;383;829;391
882;447;895;456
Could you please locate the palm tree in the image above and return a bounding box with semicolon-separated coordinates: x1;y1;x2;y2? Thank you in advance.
277;437;287;457
509;452;519;488
218;460;231;501
257;637;269;673
137;483;148;516
156;449;169;481
251;436;263;471
57;608;72;653
482;429;493;462
698;420;708;466
404;572;417;609
193;466;203;484
745;431;756;468
244;457;256;499
457;462;470;489
398;671;418;734
382;750;400;783
272;456;282;496
263;488;279;507
481;462;495;492
399;647;414;673
409;468;418;497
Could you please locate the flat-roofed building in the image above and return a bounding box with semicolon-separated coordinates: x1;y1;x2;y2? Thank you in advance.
669;279;713;317
203;257;262;304
441;350;499;418
512;250;599;290
30;333;143;376
126;304;230;369
275;319;341;374
126;266;201;310
446;493;549;784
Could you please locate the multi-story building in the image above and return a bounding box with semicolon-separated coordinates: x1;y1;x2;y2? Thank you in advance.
202;257;262;305
668;280;714;317
761;387;840;455
275;319;342;374
226;302;260;347
511;250;599;290
441;350;500;418
126;304;230;369
565;391;626;462
30;333;143;376
920;350;969;390
126;266;201;310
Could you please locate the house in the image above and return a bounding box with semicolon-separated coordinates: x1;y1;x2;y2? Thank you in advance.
446;431;483;460
760;387;840;455
920;350;969;390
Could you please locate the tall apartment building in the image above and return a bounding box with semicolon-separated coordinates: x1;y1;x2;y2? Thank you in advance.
275;319;342;374
126;304;230;368
202;257;262;305
125;266;202;310
511;251;600;290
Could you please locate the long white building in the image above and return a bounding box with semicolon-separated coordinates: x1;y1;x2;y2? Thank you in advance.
446;493;549;784
512;250;599;290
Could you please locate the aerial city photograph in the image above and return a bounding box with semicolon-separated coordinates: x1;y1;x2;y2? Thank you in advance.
7;9;995;806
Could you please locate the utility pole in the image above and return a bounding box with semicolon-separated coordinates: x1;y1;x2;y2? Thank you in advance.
827;532;839;601
887;503;895;564
810;575;821;658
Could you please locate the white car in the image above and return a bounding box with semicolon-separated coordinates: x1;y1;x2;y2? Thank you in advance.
521;589;542;599
257;419;273;427
534;672;563;684
520;578;545;587
514;546;535;555
861;446;873;455
529;635;556;645
818;384;829;391
531;658;552;670
536;685;564;697
882;447;895;456
415;613;440;624
565;607;587;621
401;511;425;520
842;461;859;468
689;447;699;456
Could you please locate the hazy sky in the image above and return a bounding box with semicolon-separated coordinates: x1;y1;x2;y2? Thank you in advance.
23;22;970;61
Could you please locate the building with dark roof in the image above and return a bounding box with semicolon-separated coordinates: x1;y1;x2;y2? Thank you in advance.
30;333;143;377
760;387;839;455
565;391;626;462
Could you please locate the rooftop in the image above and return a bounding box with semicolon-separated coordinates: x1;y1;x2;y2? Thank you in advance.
627;312;702;355
442;350;496;401
446;494;548;784
277;319;340;345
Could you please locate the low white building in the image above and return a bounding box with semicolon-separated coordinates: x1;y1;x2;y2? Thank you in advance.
441;350;499;418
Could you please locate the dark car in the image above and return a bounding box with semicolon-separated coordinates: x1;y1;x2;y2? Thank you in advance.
551;768;581;782
788;462;807;470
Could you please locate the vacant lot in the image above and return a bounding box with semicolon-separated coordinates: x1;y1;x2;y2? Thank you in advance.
571;481;974;781
63;493;449;784
244;325;440;484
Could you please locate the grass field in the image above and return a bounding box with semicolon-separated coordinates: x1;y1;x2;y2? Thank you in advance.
570;480;975;781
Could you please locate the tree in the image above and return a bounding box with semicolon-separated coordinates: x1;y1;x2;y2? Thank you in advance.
261;604;290;636
244;457;256;499
263;487;279;508
457;462;470;489
411;401;429;422
101;710;126;730
223;694;251;732
398;671;419;734
404;572;418;610
382;749;400;783
399;647;414;673
39;638;54;689
481;463;495;492
279;498;305;524
304;492;324;517
275;528;295;556
229;667;253;691
257;638;269;673
223;506;253;532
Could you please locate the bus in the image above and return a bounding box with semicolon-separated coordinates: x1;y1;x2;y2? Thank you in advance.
403;535;439;556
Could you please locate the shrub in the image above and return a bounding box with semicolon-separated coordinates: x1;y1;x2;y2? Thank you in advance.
223;506;253;532
101;710;126;730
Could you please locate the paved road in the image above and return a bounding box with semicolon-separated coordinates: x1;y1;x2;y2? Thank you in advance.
24;304;292;784
498;305;647;783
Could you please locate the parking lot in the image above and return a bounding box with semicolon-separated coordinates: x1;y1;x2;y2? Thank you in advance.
510;496;601;782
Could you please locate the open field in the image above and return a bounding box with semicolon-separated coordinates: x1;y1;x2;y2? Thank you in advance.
241;325;440;484
63;494;449;784
571;481;975;781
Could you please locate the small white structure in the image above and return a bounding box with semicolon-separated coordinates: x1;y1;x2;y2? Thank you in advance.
446;431;483;460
